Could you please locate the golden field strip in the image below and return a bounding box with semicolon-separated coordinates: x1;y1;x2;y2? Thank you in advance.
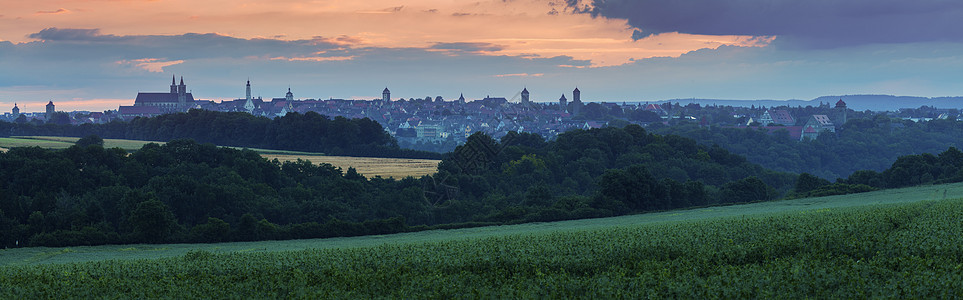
0;136;439;179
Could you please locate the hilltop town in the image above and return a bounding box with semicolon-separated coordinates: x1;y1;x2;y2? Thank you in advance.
4;76;960;152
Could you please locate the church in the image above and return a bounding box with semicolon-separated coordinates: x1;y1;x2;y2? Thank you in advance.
132;75;196;113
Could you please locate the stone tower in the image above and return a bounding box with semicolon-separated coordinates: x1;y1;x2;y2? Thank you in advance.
559;94;568;112
571;87;582;116
382;87;391;102
12;103;19;116
45;101;55;121
285;87;294;101
521;88;530;104
835;99;848;128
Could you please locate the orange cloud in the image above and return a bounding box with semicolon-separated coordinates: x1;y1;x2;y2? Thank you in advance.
116;58;185;72
35;8;70;15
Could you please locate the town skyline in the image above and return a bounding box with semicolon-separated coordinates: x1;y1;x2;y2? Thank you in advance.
4;1;963;112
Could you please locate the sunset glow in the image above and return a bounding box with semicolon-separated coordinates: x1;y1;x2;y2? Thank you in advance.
2;0;963;112
1;0;768;66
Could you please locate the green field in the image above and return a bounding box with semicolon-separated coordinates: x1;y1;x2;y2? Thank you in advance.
1;183;961;297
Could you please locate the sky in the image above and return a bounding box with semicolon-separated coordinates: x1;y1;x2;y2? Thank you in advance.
2;0;963;112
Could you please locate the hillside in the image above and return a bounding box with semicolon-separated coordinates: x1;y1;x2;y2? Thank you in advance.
656;94;963;111
2;182;960;297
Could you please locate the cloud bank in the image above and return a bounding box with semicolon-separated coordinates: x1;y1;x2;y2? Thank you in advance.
576;0;963;48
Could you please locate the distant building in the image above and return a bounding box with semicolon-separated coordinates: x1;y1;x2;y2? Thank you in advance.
383;87;391;102
835;99;848;128
244;80;256;112
801;114;835;140
285;87;294;101
559;94;568;112
758;109;795;126
45;101;55;121
521;88;530;104
571;87;582;116
133;75;195;113
457;93;466;104
11;103;19;117
118;105;162;120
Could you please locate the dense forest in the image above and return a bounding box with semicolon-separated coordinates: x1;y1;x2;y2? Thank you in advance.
651;116;963;179
0;110;440;159
3;110;962;248
427;127;796;224
1;124;799;248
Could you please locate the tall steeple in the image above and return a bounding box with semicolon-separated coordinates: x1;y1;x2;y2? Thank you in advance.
285;87;294;101
244;79;255;113
178;77;186;94
170;74;177;94
246;79;252;102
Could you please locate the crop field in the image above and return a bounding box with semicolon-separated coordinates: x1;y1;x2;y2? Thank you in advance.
1;183;962;297
0;136;439;178
263;154;439;178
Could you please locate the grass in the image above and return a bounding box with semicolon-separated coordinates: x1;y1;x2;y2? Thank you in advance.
0;136;439;178
1;183;961;297
2;181;960;268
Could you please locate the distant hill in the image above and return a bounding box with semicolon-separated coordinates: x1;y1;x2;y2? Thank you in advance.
643;95;963;111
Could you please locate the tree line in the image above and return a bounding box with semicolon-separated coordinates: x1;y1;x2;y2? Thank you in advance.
0;110;441;159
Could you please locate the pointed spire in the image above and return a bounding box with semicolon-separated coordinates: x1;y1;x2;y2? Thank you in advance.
172;75;176;85
179;76;184;85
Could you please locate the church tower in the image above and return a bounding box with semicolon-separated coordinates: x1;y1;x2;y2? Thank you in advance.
244;80;256;113
521;88;530;104
559;94;568;112
458;93;466;104
246;80;252;102
285;87;294;101
177;77;187;108
12;103;19;116
170;75;177;94
383;87;391;102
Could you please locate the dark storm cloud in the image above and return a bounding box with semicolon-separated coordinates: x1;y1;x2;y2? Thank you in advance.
28;28;129;42
21;28;340;60
574;0;963;48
